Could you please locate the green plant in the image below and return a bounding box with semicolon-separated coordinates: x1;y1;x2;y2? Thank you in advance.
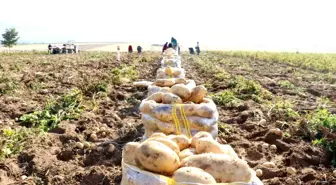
0;75;18;94
306;108;336;166
278;80;295;89
19;89;84;131
0;127;41;160
218;122;232;137
211;90;243;108
267;99;300;120
111;64;138;84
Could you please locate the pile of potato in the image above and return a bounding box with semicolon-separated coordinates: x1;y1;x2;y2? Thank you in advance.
140;83;219;139
122;132;255;184
156;66;185;79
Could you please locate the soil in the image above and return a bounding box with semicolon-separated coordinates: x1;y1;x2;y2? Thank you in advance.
0;51;335;185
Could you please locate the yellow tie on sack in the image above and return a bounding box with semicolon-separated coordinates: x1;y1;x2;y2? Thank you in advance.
166;67;174;78
172;104;192;138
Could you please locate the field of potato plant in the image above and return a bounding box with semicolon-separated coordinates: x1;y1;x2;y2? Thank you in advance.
0;50;335;185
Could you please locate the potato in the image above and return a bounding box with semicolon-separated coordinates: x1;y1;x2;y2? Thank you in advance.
171;84;192;100
155;104;173;122
162;93;183;104
179;148;196;161
173;167;216;184
185;80;196;89
146;92;163;103
195;138;238;158
172;69;183;76
188;116;217;130
148;85;161;96
168;135;190;150
196;104;216;118
155;79;175;87
149;132;167;139
139;100;157;114
147;137;180;154
188;85;207;103
175;78;187;84
135;140;180;175
156;121;176;134
181;153;252;183
183;104;198;116
191;131;213;148
123;142;140;166
161;87;171;93
142;114;160;130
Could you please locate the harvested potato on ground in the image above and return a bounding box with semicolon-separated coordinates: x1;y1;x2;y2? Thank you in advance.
188;85;207;103
181;153;252;183
147;137;180;154
146;92;163;103
123;142;140;166
135;140;180;175
162;93;183;104
195;138;238;158
171;84;192;100
173;167;216;184
191;131;213;148
168;135;190;150
179;148;197;161
196;104;216;118
139;100;157;114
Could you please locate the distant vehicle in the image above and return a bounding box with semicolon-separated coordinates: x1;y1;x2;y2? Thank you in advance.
51;43;79;54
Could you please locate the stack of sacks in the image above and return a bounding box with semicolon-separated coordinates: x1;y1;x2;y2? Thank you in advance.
140;80;219;139
161;48;181;68
156;66;185;79
121;132;263;185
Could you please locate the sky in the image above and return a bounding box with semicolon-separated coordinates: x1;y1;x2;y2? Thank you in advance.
1;0;336;52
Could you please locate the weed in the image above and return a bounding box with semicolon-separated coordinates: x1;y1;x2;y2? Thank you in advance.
211;90;243;108
111;64;138;85
83;81;108;96
0;75;18;95
0;127;41;160
19;89;84;131
218;122;232;137
278;80;295;89
267;99;300;121
306;108;336;166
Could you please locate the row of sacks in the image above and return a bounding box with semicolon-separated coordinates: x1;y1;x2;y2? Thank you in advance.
126;49;264;185
121;132;263;185
140;49;219;140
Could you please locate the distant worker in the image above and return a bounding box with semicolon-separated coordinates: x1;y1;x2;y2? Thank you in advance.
117;46;120;61
162;42;168;53
195;42;200;55
128;45;133;53
168;43;173;48
178;44;180;54
137;46;142;55
48;44;52;54
171;37;177;50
